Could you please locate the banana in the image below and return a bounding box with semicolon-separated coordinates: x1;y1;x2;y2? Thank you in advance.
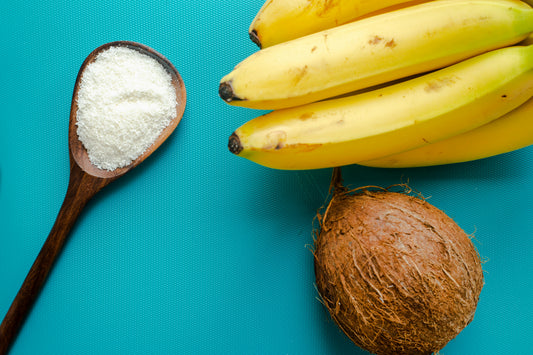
249;0;432;48
359;98;533;168
358;35;533;169
227;45;533;170
219;0;533;110
521;33;533;45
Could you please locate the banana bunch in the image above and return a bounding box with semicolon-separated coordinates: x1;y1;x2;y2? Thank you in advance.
221;0;533;170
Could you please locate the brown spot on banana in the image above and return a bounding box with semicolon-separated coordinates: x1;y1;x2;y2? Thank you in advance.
291;65;309;86
369;35;397;48
300;112;315;120
424;76;459;92
314;0;341;16
385;39;397;48
369;35;383;45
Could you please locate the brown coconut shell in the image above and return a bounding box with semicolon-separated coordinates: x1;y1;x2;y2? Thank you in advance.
314;170;484;355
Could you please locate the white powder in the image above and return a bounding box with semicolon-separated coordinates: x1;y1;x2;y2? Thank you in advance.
76;46;177;171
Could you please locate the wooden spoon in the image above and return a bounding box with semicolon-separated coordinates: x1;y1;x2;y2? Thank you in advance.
0;41;186;354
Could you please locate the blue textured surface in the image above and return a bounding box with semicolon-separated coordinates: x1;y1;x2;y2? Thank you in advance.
1;1;532;354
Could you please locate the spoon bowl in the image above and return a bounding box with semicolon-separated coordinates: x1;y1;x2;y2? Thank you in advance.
0;41;186;355
70;41;186;179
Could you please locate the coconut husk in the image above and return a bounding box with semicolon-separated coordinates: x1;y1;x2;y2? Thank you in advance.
314;168;484;355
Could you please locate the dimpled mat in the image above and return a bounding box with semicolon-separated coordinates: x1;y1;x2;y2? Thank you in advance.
1;1;532;354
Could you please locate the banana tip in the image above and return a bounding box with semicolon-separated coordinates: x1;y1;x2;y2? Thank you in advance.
249;30;262;49
219;81;242;103
228;132;243;155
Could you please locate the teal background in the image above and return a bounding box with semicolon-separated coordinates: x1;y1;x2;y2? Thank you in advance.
1;0;532;354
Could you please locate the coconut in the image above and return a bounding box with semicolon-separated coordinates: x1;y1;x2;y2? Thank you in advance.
314;169;484;355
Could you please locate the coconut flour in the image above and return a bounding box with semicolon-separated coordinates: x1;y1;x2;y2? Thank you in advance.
76;45;177;171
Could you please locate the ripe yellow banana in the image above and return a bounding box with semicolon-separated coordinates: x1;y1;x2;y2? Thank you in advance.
227;45;533;170
358;98;533;168
249;0;432;48
358;35;533;169
219;0;533;110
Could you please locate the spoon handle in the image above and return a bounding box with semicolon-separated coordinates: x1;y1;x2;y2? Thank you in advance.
0;162;109;355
